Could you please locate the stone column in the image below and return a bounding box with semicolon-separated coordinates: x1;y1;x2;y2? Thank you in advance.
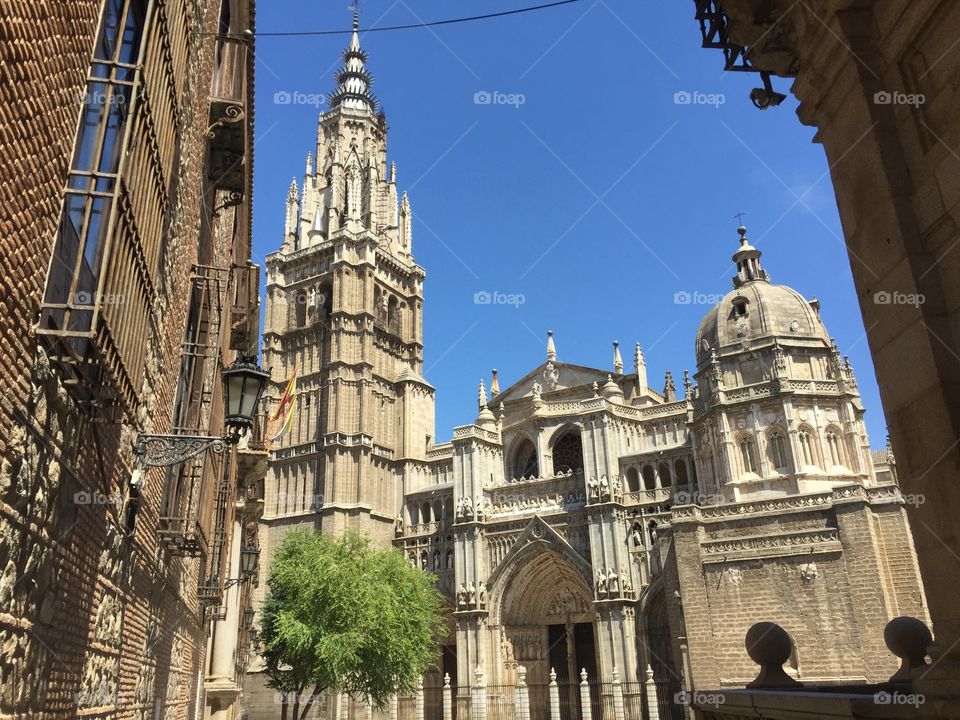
415;677;425;720
548;668;561;720
443;673;453;720
579;669;593;720
471;665;486;720
611;667;625;720
643;665;660;720
514;666;530;720
204;517;244;720
389;694;398;720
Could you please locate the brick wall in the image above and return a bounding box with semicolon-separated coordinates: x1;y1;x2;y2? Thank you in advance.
664;494;922;690
0;0;254;718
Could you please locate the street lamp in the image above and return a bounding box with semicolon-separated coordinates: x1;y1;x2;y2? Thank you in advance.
131;354;268;471
124;354;269;534
243;606;255;629
225;543;260;589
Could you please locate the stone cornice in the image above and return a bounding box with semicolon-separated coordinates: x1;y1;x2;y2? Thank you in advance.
701;528;842;563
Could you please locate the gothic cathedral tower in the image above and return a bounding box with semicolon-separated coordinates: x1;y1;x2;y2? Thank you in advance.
260;13;435;546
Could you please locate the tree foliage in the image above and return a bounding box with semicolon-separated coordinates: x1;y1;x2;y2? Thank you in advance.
260;530;445;719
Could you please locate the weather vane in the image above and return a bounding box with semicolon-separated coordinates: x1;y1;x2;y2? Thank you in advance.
733;210;747;226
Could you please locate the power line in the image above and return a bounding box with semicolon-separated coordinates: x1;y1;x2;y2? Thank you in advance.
237;0;585;38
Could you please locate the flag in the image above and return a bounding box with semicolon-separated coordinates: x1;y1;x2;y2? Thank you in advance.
267;364;298;444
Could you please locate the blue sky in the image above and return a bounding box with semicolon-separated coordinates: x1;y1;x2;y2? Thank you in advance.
251;0;887;446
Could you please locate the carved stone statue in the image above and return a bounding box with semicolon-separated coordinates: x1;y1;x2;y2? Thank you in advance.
478;581;487;609
620;568;632;594
596;569;608;595
532;382;542;401
543;362;559;391
395;514;404;534
599;475;610;499
456;584;468;608
607;567;619;594
611;476;622;501
587;477;599;501
467;583;476;606
631;524;643;547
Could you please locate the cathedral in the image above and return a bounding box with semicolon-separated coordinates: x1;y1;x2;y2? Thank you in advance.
245;15;928;720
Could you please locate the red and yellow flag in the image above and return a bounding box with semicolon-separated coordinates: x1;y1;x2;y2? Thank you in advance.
267;364;298;445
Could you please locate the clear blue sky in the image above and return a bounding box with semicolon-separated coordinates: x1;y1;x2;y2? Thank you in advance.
251;0;888;446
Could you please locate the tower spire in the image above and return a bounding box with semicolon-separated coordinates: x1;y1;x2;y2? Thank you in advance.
330;7;377;112
490;369;500;396
546;331;557;362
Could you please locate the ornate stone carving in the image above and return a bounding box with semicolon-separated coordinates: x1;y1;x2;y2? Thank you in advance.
799;561;818;584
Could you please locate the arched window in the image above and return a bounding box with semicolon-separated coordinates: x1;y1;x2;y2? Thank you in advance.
768;430;788;470
798;427;819;469
738;435;759;475
626;467;640;492
512;438;539;479
675;460;689;488
657;462;673;487
421;502;431;524
825;428;845;467
642;465;657;490
551;428;584;475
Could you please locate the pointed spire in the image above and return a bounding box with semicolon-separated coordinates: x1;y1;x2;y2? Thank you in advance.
683;370;692;399
663;371;676;402
287;176;298;202
613;341;623;374
634;342;647;395
478;379;488;409
732;225;769;288
546;330;557;362
490;369;500;396
330;7;377;112
398;192;412;251
390;161;397;183
306;152;313;177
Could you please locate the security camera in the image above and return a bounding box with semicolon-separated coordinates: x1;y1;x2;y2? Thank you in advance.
749;72;787;110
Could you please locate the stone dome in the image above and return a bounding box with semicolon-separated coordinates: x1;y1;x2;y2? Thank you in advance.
695;228;830;366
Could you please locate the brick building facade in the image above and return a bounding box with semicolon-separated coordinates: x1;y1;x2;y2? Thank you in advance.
0;1;262;718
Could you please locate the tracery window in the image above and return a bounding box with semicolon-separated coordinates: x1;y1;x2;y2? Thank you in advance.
798;428;818;468
825;429;845;467
551;429;583;475
739;435;758;474
768;431;788;470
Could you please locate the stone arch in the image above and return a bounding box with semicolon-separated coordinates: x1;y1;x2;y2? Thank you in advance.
626;466;640;492
636;579;682;720
642;465;657;490
549;423;584;475
508;434;539;479
488;517;593;624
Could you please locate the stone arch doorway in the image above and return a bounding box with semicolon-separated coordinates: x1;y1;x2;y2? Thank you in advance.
493;548;595;720
638;582;683;720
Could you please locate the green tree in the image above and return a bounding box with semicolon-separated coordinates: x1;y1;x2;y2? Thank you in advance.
259;530;445;720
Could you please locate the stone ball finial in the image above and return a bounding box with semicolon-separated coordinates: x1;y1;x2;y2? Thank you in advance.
745;622;801;689
884;616;932;682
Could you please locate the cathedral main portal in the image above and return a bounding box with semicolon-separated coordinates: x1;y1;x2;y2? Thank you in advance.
494;548;596;720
